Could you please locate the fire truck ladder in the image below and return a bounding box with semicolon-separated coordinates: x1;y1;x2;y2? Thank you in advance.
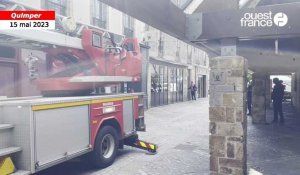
0;0;135;88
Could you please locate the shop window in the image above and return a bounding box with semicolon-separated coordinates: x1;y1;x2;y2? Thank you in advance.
151;64;168;107
177;68;183;101
151;65;185;106
163;67;168;105
169;68;177;103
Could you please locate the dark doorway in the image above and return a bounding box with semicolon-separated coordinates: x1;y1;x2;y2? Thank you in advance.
203;75;207;97
198;75;207;98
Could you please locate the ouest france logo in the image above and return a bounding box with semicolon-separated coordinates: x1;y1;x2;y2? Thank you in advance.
240;11;288;27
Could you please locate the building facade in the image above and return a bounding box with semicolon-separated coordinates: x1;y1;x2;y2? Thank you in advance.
145;26;209;107
0;0;209;108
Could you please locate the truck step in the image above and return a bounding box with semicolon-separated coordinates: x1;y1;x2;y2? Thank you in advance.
0;147;22;157
0;124;14;130
11;170;31;175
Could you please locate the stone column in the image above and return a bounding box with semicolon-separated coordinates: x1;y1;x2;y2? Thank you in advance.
295;71;300;113
209;56;247;175
291;73;297;109
265;76;272;109
252;73;267;124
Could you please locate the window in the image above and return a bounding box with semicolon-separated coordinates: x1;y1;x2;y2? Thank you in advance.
158;32;164;57
44;0;67;16
123;14;134;37
92;33;102;48
145;24;150;31
151;64;168;107
0;46;16;59
168;67;184;103
93;0;108;29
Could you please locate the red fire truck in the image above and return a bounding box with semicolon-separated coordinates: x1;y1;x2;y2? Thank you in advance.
0;1;156;175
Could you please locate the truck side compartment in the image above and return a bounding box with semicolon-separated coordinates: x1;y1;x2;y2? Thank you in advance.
0;93;146;174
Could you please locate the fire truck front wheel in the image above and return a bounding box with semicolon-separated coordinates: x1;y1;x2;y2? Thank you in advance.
91;126;119;168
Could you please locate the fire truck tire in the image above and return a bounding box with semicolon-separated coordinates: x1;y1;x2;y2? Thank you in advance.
91;125;119;168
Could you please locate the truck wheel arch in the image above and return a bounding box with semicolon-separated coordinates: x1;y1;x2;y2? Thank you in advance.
97;119;122;141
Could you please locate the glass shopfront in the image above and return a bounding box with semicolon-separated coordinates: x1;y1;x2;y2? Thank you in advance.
197;75;207;98
151;64;184;107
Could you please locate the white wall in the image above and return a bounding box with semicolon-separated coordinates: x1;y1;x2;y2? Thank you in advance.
14;0;41;9
71;0;91;24
108;7;123;35
163;32;178;61
134;19;146;43
179;40;188;64
144;27;160;58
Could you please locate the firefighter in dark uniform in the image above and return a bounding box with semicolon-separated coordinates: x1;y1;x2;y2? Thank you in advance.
271;78;285;123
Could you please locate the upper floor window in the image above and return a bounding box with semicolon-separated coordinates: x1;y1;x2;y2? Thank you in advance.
123;14;134;37
44;0;67;16
0;46;15;59
145;24;150;31
92;0;108;29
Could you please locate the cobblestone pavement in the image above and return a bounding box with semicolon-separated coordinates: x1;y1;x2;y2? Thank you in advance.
38;99;210;175
248;101;300;175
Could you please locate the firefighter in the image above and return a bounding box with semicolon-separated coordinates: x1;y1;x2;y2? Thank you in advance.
272;78;285;123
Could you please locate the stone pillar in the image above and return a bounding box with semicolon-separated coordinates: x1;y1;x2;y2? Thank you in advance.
265;76;272;109
295;71;300;113
291;73;297;109
252;73;267;124
209;56;247;175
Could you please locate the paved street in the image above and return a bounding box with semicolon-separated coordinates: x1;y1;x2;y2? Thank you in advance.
38;98;210;175
248;102;300;175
